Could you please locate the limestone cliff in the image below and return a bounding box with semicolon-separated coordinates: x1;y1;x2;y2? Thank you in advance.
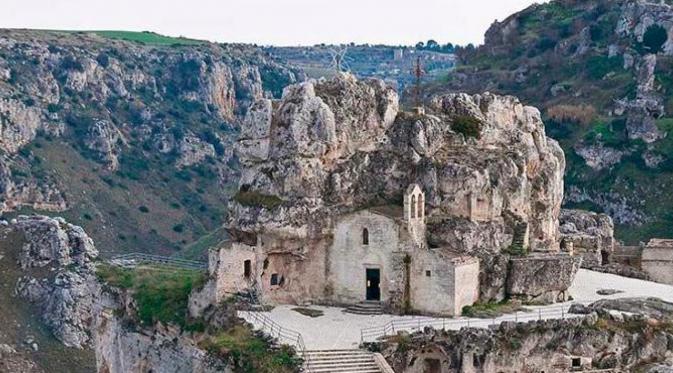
230;73;568;301
0;214;237;372
437;0;673;242
0;29;300;256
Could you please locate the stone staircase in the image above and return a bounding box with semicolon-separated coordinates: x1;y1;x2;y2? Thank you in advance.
344;301;383;315
507;219;528;256
303;349;383;373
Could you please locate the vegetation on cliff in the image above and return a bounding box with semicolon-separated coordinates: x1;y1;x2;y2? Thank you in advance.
430;0;673;243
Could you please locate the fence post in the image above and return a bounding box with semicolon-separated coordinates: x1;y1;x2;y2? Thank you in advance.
418;319;421;331
561;306;564;319
442;318;445;331
515;312;518;322
538;309;541;321
467;318;470;327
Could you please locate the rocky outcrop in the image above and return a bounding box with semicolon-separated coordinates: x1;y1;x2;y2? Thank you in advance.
560;209;615;268
230;73;567;302
375;297;673;373
11;215;100;349
94;314;230;373
506;254;582;303
84;119;126;170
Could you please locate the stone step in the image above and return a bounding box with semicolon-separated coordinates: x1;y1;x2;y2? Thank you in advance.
344;302;383;315
303;349;382;373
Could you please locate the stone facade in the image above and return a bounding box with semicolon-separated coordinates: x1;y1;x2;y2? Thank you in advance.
642;239;673;285
209;184;480;316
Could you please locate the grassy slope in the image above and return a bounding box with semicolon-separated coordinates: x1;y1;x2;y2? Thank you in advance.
7;137;235;257
65;30;207;45
0;229;95;372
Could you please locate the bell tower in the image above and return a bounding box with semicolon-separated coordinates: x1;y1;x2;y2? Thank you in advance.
403;184;426;247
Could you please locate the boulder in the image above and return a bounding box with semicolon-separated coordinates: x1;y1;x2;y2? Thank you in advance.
11;215;100;349
506;254;582;303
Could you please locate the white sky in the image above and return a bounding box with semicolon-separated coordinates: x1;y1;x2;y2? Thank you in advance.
2;0;548;46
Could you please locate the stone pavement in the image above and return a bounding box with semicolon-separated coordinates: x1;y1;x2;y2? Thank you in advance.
239;269;673;349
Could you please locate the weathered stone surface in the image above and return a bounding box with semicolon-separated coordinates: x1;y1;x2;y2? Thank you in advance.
94;315;230;373
11;215;100;348
506;254;582;303
84;119;126;171
377;297;673;373
230;74;569;304
560;209;614;268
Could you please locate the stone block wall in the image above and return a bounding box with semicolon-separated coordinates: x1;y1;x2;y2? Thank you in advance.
642;244;673;285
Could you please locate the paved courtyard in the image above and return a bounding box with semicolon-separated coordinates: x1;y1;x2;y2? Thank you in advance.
239;269;673;349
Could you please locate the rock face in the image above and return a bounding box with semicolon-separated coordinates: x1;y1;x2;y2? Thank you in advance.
94;314;229;373
560;209;615;268
506;254;582;303
11;215;100;349
0;29;301;256
376;297;673;372
230;73;567;302
438;0;673;242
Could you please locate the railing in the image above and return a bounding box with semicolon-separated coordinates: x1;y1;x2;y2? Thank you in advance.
361;305;576;343
109;253;208;271
239;310;312;372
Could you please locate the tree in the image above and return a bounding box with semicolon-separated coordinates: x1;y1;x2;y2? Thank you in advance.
415;41;425;49
426;39;439;50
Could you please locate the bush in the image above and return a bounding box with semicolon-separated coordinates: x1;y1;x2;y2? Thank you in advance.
547;104;597;126
96;264;206;327
451;115;482;139
234;191;283;209
643;24;668;54
200;325;301;373
173;224;185;233
138;205;149;213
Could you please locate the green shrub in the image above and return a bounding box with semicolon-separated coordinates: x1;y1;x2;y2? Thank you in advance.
96;264;206;327
138;205;149;213
452;115;482;139
462;300;527;318
234;191;283;209
172;224;185;233
200;325;301;373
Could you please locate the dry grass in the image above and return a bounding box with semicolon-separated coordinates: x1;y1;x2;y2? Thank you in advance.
547;104;597;126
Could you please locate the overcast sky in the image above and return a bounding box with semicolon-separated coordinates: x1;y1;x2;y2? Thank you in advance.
3;0;547;46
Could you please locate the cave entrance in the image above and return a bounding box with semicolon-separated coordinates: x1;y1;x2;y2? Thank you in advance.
601;250;609;265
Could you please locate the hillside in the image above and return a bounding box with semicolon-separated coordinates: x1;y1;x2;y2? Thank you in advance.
0;29;299;258
432;0;673;243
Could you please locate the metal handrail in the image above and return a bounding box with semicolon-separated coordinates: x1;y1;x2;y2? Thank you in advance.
360;305;576;342
239;310;312;372
110;253;208;270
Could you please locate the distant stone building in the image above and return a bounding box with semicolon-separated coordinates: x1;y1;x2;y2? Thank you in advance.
642;239;673;285
209;184;479;316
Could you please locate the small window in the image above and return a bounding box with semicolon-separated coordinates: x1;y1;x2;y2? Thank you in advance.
411;195;417;219
426;270;431;277
362;228;369;245
418;194;424;218
270;273;279;286
243;260;252;278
